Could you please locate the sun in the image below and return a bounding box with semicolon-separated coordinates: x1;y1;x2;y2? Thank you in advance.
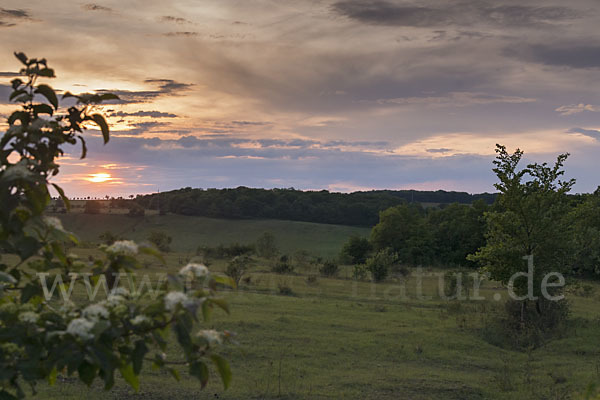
86;173;113;183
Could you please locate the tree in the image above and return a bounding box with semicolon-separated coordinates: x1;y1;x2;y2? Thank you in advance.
469;145;574;329
340;236;372;264
148;231;172;252
366;248;398;282
0;52;233;398
225;255;253;286
255;232;278;259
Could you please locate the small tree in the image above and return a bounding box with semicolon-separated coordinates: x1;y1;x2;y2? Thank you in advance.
225;255;253;286
340;236;372;264
366;248;398;282
148;230;172;252
256;232;278;259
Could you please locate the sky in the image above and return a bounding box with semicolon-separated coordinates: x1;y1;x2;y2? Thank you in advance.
1;0;600;197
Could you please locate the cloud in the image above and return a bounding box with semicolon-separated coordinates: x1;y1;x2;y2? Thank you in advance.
98;79;192;104
556;104;600;116
163;31;199;37
0;8;32;27
567;128;600;139
332;1;577;28
375;92;536;108
0;72;19;77
426;148;452;153
506;44;600;68
160;16;192;24
82;4;112;12
109;110;178;118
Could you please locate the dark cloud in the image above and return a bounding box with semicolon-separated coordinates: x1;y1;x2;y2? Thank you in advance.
426;148;452;153
231;120;270;126
0;8;31;27
160;16;192;24
568;128;600;139
98;79;192;104
0;72;19;77
506;44;600;69
163;31;199;37
82;4;112;12
332;1;577;28
110;110;178;118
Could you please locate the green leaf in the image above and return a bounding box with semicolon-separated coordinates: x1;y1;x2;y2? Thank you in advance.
14;52;28;65
9;89;27;102
211;354;232;389
189;361;209;388
8;111;30;126
99;93;120;101
10;78;22;90
35;84;58;109
209;298;230;314
212;275;236;289
47;367;58;386
77;136;87;159
0;390;18;400
51;183;71;211
78;361;97;387
119;363;139;392
90;114;110;144
32;103;54;116
132;340;148;375
0;272;17;285
37;67;55;78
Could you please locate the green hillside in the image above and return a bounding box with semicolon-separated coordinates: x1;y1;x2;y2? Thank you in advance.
56;213;370;257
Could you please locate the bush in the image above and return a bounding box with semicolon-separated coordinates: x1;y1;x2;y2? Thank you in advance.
225;255;252;286
99;230;119;245
256;232;278;259
319;260;339;277
340;236;372;264
443;269;477;299
148;230;172;252
278;281;294;295
366;248;398;282
197;243;254;259
128;203;145;217
352;264;369;281
84;200;102;214
306;274;318;285
272;255;294;274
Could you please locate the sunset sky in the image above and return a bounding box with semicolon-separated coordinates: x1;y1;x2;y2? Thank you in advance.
1;0;600;197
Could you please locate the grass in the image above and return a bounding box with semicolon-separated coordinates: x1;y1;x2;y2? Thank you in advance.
56;213;370;258
22;216;600;399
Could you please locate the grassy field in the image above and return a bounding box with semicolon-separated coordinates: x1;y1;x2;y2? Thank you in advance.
23;215;600;399
56;213;370;258
29;252;600;399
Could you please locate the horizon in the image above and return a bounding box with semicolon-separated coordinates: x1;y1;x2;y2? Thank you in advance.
2;0;600;197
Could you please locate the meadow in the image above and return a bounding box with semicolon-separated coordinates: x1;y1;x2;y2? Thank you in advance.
30;213;600;399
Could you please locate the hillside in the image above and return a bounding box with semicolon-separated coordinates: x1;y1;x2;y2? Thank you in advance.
56;213;370;257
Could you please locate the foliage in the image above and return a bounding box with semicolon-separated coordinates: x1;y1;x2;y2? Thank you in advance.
339;236;372;264
225;255;253;286
365;248;398;282
318;260;339;277
136;187;495;227
148;231;172;252
84;200;102;214
352;264;369;281
0;53;233;398
255;232;278;259
569;190;600;276
271;255;294;274
197;243;254;260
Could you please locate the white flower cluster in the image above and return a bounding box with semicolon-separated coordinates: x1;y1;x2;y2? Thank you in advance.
44;216;64;231
164;291;188;311
18;311;39;324
66;318;95;341
82;304;109;320
131;315;150;326
107;240;138;256
179;263;209;278
198;329;223;345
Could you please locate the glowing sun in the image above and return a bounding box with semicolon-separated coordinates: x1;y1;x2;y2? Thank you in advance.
86;173;113;183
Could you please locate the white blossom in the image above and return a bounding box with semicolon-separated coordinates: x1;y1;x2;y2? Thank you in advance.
105;294;125;307
109;287;130;297
19;311;39;324
131;315;150;326
164;291;188;311
83;304;109;320
179;263;209;278
44;216;63;231
67;318;95;340
198;329;222;345
107;240;138;256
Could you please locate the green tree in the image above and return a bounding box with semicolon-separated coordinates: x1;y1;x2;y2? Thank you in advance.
0;52;233;398
148;230;172;252
469;145;574;318
255;232;278;259
339;236;372;264
366;248;398;282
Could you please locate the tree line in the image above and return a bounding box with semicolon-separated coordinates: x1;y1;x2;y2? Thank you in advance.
136;187;496;226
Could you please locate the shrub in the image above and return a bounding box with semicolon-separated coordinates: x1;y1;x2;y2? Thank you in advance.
98;230;119;245
84;200;102;214
128;203;145;217
443;269;477;299
225;255;252;287
277;281;294;295
148;230;172;252
340;236;372;264
197;243;254;259
306;274;318;285
352;264;369;281
256;232;278;259
366;248;398;282
319;260;339;277
272;255;294;274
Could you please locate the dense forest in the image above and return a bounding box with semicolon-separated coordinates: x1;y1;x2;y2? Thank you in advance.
136;187;497;226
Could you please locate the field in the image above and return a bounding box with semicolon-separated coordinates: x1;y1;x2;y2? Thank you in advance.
30;214;600;399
